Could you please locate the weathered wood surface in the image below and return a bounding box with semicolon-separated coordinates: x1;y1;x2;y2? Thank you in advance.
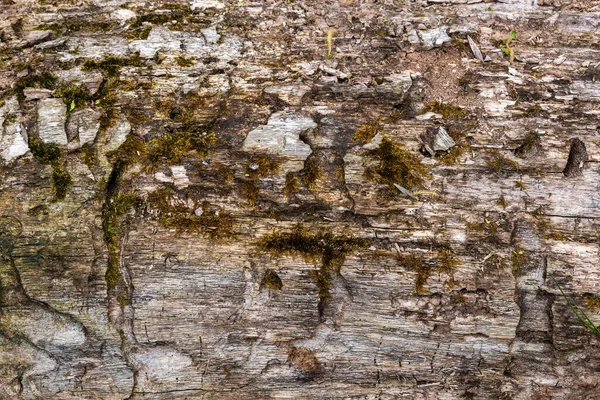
2;0;600;398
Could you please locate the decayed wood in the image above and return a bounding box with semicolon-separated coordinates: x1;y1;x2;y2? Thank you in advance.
1;0;600;399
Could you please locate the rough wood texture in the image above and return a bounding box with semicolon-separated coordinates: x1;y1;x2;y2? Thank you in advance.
1;0;600;398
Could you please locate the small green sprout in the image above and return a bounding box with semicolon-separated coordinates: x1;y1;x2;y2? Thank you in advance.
501;31;517;63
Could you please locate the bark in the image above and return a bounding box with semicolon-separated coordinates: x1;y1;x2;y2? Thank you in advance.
1;0;600;399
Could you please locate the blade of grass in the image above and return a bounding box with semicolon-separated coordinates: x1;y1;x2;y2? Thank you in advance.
552;275;600;336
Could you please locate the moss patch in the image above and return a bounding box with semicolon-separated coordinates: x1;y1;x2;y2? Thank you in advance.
256;225;370;313
14;72;58;103
262;268;283;290
511;247;528;274
174;55;195;67
584;294;600;313
56;83;91;114
284;173;300;200
240;155;282;206
82;53;142;78
146;187;235;240
29;138;72;202
365;136;430;190
514;132;541;157
421;101;467;119
51;168;72;201
352;120;380;143
485;150;519;176
145;129;216;171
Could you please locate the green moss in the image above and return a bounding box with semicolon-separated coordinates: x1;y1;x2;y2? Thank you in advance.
144;129;216;171
284;173;300;199
352;120;380;143
102;191;142;290
438;144;469;165
420;101;467;119
240;155;282;206
146;188;236;240
514;132;541;158
496;196;508;209
392;253;429;295
511;247;528;273
248;155;282;178
263;268;283;290
583;294;600;313
485;150;519;175
14;72;58;103
533;206;564;241
130;6;209;31
28;138;72;201
36;20;115;36
51;168;72;201
514;181;527;191
256;225;370;311
133;25;152;40
82;53;142;78
458;72;478;91
106;134;147;166
300;154;322;191
438;248;459;275
467;219;500;239
56;83;90;114
80;145;97;168
29;139;61;166
117;294;130;310
524;103;543;116
365;136;430;190
174;55;195;67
